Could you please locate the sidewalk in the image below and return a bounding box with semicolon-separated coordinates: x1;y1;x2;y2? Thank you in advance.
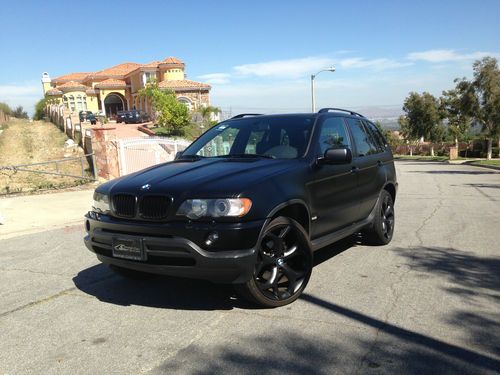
0;189;94;240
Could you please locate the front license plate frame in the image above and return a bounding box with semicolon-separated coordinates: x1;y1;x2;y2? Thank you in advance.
112;236;146;261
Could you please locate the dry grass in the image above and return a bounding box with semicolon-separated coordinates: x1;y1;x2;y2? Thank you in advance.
0;118;92;194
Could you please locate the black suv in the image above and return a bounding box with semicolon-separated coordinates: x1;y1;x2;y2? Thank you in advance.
124;110;150;124
84;109;397;307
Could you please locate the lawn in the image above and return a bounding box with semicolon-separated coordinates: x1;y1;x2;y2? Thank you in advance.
393;154;449;162
472;159;500;167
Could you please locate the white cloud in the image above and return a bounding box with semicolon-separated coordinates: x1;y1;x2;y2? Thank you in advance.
234;57;334;78
197;73;231;85
0;83;42;116
339;57;412;70
407;49;500;62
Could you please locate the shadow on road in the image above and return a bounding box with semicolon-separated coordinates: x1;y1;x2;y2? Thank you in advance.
147;294;500;374
73;237;357;311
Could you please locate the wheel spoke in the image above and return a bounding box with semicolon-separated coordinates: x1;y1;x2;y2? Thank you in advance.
278;225;291;239
283;245;297;259
258;266;278;291
384;205;392;217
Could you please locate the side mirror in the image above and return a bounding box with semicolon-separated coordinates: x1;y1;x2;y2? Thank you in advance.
174;151;183;160
319;147;352;164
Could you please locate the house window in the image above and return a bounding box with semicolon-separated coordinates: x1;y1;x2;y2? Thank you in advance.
83;96;87;111
76;95;83;111
69;95;75;112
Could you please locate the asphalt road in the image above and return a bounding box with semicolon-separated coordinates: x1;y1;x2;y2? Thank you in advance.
1;160;499;374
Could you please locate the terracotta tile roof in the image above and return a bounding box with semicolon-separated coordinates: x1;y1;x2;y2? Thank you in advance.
162;57;184;64
158;79;211;90
46;88;63;95
57;81;90;90
94;78;127;88
52;72;90;83
142;61;162;68
89;62;141;78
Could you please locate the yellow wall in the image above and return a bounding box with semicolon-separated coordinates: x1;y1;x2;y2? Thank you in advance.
130;73;142;93
162;68;184;81
42;82;52;94
86;95;99;112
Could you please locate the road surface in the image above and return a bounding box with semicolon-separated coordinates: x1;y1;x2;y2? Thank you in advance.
0;161;499;374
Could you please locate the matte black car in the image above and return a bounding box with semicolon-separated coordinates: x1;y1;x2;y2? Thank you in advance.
124;110;150;124
84;108;397;307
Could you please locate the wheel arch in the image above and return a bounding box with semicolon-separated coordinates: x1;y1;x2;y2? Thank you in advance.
267;199;311;235
383;182;397;203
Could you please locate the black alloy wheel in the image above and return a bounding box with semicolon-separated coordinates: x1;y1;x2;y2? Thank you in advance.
237;216;313;307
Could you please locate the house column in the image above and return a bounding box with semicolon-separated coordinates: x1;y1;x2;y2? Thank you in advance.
100;93;106;117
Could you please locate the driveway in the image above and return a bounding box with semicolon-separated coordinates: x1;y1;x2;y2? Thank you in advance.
0;161;499;374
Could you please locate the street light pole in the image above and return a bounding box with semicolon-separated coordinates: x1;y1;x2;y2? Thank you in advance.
310;67;336;112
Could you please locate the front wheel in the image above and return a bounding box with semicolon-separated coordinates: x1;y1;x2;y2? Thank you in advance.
236;216;313;308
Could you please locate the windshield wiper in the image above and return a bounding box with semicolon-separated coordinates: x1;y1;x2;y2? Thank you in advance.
216;153;276;159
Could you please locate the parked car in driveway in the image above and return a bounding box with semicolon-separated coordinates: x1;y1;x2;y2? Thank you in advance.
84;108;397;307
79;111;95;123
124;110;150;124
116;111;128;123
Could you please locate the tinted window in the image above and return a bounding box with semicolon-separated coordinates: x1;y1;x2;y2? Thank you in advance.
318;117;351;155
363;121;387;153
346;118;378;156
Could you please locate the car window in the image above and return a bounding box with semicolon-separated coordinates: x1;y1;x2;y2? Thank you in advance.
363;121;387;153
346;118;378;156
197;127;240;157
318;117;351;155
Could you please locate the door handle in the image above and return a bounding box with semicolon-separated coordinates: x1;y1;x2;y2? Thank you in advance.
351;166;359;174
377;160;383;167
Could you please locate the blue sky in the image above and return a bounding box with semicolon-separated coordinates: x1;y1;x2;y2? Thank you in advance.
1;0;499;116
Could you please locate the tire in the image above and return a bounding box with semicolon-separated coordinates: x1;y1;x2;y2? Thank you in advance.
363;190;395;245
236;216;313;308
109;264;155;280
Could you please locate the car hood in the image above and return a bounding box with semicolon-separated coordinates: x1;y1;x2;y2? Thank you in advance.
102;158;301;199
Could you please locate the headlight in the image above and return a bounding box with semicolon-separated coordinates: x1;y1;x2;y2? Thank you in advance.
177;198;252;219
92;192;110;213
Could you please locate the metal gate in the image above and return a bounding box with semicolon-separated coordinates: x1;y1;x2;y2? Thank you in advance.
118;137;191;176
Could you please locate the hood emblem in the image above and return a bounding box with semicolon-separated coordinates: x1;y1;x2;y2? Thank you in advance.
141;184;151;191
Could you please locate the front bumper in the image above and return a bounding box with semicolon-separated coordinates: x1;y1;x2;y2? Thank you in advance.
83;213;264;284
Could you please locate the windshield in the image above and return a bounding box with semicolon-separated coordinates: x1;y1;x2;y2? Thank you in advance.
182;115;315;159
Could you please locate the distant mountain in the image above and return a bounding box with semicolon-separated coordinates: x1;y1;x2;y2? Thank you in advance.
351;105;403;130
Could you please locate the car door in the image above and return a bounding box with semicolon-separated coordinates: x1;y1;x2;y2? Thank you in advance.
307;115;359;239
345;117;386;222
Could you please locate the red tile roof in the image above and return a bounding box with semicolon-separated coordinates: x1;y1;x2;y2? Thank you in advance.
162;57;184;65
45;88;63;95
158;79;211;90
94;78;127;88
88;62;141;79
52;72;90;83
57;81;89;90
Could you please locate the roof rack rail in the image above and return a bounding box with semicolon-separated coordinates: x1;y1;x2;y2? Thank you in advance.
318;108;365;118
231;113;263;119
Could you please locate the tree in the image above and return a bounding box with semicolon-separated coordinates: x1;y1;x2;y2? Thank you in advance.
198;105;220;127
470;57;500;159
401;92;443;156
0;102;12;116
440;78;476;149
12;105;28;119
139;81;190;136
33;98;47;120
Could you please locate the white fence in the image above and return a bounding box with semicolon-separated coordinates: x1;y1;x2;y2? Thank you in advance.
118;137;191;176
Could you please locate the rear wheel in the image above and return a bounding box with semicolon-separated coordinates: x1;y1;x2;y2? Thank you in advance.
236;216;313;308
363;190;395;245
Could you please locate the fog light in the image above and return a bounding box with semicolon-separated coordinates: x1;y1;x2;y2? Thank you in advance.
205;231;219;246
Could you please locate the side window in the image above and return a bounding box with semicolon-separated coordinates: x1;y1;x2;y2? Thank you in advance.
363;121;387;153
197;127;239;156
318;117;351;155
346;118;378;156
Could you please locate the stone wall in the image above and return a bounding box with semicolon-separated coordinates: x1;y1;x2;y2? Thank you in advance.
91;128;120;180
177;90;210;108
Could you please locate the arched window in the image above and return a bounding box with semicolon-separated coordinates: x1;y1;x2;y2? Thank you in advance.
178;97;192;111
